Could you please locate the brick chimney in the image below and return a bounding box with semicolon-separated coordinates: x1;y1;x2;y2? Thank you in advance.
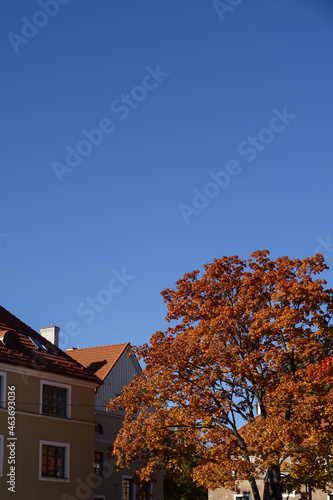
40;325;60;347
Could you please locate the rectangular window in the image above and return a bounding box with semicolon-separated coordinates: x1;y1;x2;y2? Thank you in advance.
40;381;71;418
123;477;134;500
29;336;48;351
282;488;295;498
142;481;153;500
94;451;104;476
39;441;69;481
0;372;7;409
0;435;4;477
234;494;250;500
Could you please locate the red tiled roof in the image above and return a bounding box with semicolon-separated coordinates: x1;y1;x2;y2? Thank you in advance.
0;305;101;385
66;343;131;380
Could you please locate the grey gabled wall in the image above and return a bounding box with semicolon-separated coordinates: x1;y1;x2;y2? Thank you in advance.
95;346;142;413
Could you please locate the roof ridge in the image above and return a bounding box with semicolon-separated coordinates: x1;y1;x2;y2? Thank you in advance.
0;306;39;337
66;342;135;380
67;342;130;351
0;305;101;385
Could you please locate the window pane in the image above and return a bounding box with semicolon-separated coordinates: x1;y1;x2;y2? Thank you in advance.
123;478;133;500
94;451;104;476
42;445;66;478
56;457;64;477
29;336;47;351
42;385;67;417
42;445;47;475
47;446;56;476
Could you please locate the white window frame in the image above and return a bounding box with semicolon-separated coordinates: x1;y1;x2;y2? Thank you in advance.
39;440;70;482
0;435;4;477
283;490;296;498
0;371;7;409
123;475;135;500
327;494;333;500
40;380;71;418
234;494;251;500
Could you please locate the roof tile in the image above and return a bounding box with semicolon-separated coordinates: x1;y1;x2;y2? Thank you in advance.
66;343;130;380
0;305;100;385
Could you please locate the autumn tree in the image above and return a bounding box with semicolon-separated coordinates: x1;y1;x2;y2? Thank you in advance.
108;251;333;500
164;456;208;500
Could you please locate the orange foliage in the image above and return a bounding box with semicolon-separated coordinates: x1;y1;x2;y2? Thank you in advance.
107;251;333;498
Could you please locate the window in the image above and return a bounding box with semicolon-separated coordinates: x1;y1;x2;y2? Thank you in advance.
39;441;69;481
0;435;4;477
29;336;48;351
122;476;151;500
141;481;153;500
0;372;7;409
123;477;134;500
234;494;250;500
94;451;104;476
40;380;71;418
95;422;104;434
42;445;65;477
282;488;295;498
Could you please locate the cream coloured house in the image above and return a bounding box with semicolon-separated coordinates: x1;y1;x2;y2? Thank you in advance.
0;305;101;500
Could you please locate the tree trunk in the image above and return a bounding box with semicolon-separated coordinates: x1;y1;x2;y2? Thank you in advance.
263;464;283;500
249;476;262;500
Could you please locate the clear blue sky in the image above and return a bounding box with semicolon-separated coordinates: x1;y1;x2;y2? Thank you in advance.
1;0;333;351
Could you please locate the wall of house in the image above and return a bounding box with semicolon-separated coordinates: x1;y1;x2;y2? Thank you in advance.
209;480;331;500
95;348;140;415
92;350;164;500
93;411;164;500
209;481;260;500
0;363;97;500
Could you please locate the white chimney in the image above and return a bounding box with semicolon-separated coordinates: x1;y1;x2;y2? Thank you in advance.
40;325;60;347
